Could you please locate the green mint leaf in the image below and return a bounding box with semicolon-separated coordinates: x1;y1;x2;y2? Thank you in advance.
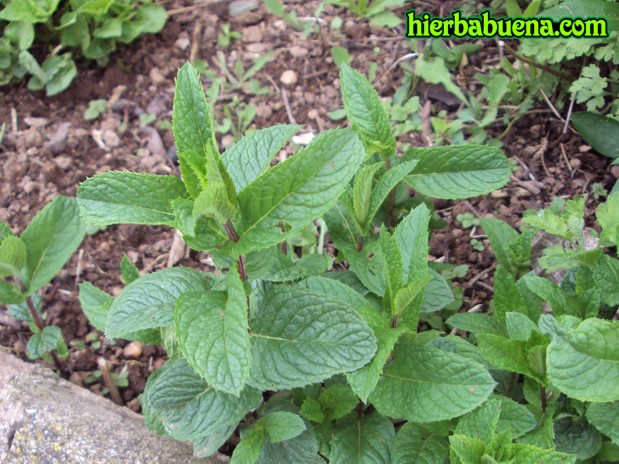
0;281;24;304
257;411;306;443
231;427;266;464
340;63;396;156
428;336;487;367
363;160;419;234
316;385;358;421
554;417;602;461
522;274;569;317
193;180;237;224
249;285;377;390
572;112;619;160
173;62;218;162
393;422;449;464
493;265;528;321
506;312;539;341
477;334;540;381
105;267;216;339
481;218;530;277
21;196;85;294
511;444;577;464
393;203;430;283
394;276;430;328
300;275;371;310
257;418;321;464
0;220;14;240
342;237;386;296
347;307;406;402
352;163;383;230
587;402;619;445
404;145;511;199
7;294;41;323
145;358;262;454
420;269;454;314
147;358;208;411
598;441;619;462
380;227;403;311
329;412;395;464
300;397;325;423
175;270;251;396
544;317;619;402
454;397;501;441
177;150;206;199
446;313;507;337
234;129;365;254
448;434;486;463
370;345;495;422
135;3;167;34
78;282;113;332
594;255;619;307
77;172;188;226
0;235;26;278
223;124;300;194
27;325;62;359
264;254;333;283
495;396;537;439
120;254;140;285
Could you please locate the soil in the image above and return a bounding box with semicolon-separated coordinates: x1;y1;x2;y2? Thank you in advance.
0;0;616;449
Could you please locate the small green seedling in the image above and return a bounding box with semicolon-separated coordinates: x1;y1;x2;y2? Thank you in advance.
1;196;85;371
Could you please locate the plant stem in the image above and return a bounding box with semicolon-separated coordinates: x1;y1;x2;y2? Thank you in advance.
238;255;247;282
97;357;123;406
356;234;364;252
384;158;395;229
391;314;399;328
503;44;570;81
24;292;66;374
540;385;547;412
224;219;239;243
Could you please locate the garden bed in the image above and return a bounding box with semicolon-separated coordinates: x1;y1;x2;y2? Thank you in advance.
0;0;617;459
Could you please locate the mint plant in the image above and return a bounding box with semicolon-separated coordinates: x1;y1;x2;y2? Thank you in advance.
0;196;85;371
0;0;166;94
74;62;569;462
446;193;619;462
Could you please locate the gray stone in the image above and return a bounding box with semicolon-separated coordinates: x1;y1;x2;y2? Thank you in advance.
0;351;222;463
46;122;71;155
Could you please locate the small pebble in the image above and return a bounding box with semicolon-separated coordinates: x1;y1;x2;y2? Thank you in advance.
280;70;298;86
54;156;72;170
611;165;619;178
46;122;71;155
578;145;591;153
102;130;120;148
221;134;234;149
24;117;49;128
229;0;258;16
569;158;581;169
23;181;37;194
123;341;143;358
175;37;190;51
308;109;319;120
149;67;166;86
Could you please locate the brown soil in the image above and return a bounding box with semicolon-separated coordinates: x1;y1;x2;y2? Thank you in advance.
0;0;616;443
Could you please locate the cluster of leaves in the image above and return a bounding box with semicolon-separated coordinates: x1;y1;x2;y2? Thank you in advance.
73;60;560;463
0;196;85;367
515;0;619;112
0;0;166;95
323;0;406;28
446;193;619;463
